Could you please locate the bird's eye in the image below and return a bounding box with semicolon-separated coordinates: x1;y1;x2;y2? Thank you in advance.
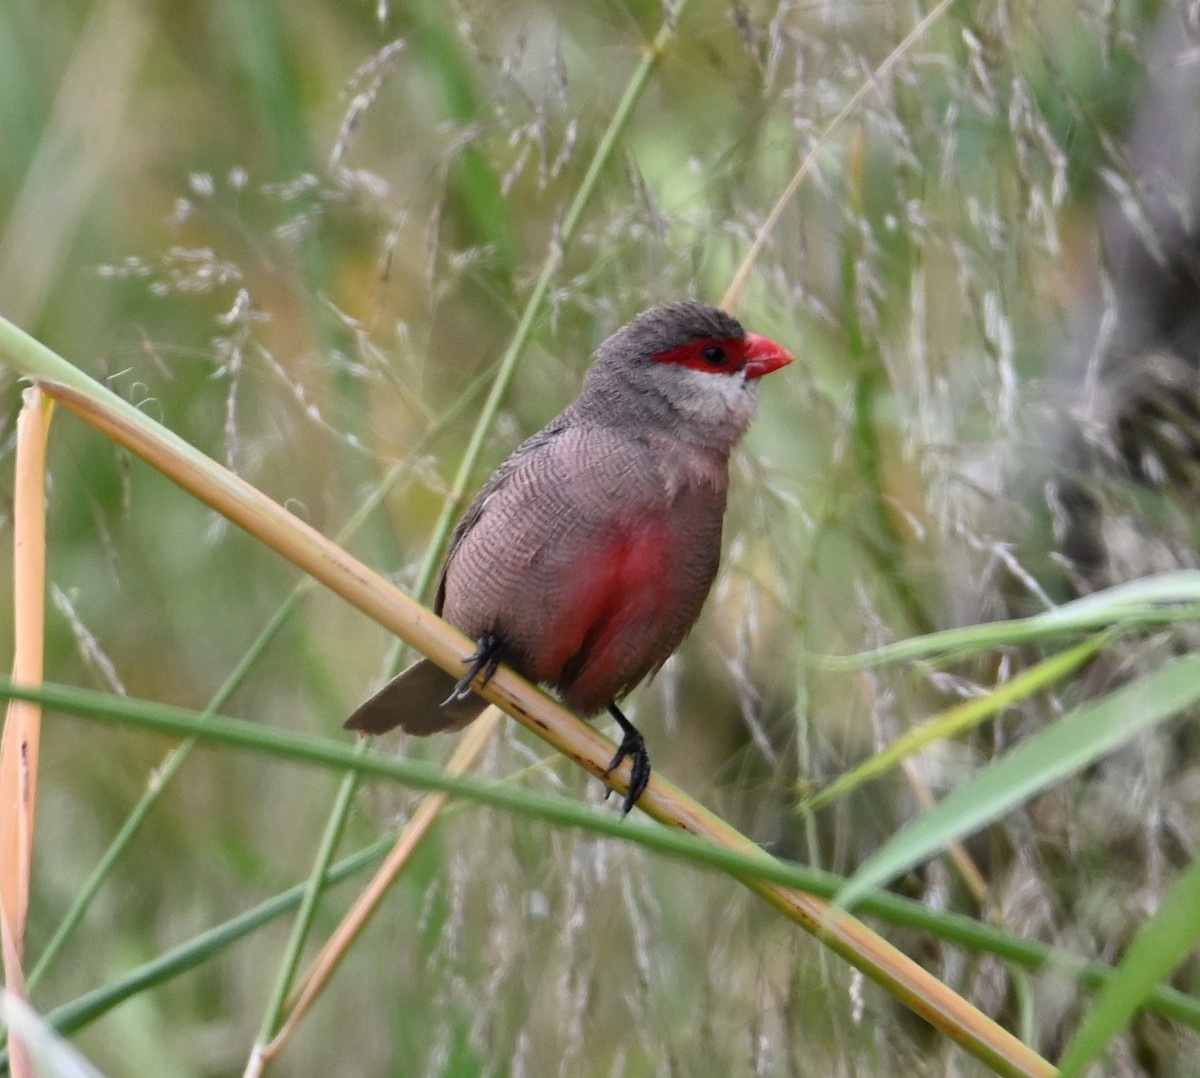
702;345;727;366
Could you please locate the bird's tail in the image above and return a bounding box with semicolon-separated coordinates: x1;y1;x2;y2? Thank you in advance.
343;658;489;735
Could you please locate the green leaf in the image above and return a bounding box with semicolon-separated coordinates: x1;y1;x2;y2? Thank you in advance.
3;676;1200;1067
1057;855;1200;1077
819;571;1200;669
804;635;1107;812
836;652;1200;911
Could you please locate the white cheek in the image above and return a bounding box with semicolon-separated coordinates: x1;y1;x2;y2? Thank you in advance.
672;366;759;429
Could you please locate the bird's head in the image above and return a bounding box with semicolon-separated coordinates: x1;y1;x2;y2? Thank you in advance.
582;301;793;450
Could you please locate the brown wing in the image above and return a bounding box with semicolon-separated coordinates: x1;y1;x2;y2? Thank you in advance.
433;416;571;615
347;418;576;737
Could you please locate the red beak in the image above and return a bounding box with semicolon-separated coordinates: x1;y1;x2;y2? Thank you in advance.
743;333;794;380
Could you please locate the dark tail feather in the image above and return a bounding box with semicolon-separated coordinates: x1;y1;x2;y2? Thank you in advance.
343;658;489;735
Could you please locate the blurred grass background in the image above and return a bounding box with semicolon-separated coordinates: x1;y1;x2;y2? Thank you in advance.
2;0;1198;1074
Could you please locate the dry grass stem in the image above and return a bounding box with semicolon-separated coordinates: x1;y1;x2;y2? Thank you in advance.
722;0;963;312
250;708;504;1074
36;378;1050;1076
0;387;54;1078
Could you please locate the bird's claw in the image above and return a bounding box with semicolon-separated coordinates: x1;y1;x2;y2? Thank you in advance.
441;632;503;706
603;728;651;815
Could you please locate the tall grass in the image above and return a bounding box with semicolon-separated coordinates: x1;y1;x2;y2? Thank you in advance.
2;1;1198;1075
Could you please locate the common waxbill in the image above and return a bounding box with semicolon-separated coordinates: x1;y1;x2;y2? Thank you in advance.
345;301;793;811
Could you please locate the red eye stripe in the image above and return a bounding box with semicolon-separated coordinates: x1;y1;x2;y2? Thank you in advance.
651;333;794;380
650;337;748;375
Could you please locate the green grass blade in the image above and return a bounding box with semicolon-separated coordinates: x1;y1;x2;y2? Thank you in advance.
805;635;1108;812
2;676;1200;1030
2;837;394;1064
1057;855;1200;1077
1;677;1198;1071
820;571;1200;669
836;652;1200;910
253;760;362;1049
251;3;696;1049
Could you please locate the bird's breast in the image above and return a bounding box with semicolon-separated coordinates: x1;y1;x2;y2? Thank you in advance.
439;434;729;713
512;484;724;712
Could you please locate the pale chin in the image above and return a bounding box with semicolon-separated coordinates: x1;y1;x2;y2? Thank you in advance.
671;364;759;437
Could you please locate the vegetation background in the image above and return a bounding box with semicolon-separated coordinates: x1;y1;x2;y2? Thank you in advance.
2;0;1198;1074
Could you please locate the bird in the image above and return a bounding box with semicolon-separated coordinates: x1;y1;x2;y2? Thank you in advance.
345;300;793;812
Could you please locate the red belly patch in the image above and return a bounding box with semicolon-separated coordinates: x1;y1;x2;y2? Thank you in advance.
535;522;676;692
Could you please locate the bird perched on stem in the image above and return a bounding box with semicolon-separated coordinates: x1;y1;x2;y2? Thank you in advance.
345;301;793;812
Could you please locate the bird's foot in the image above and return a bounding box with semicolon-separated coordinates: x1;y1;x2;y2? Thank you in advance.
442;632;503;706
603;704;651;814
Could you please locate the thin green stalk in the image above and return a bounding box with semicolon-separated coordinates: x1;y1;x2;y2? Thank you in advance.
803;634;1109;812
253;759;361;1050
2;836;396;1071
240;454;429;1047
0;678;1198;1061
26;398;479;990
26;596;298;989
231;398;481;1046
417;6;690;586
252;0;694;1052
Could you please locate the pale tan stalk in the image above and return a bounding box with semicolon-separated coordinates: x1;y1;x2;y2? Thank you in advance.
0;388;54;1078
37;375;1052;1078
